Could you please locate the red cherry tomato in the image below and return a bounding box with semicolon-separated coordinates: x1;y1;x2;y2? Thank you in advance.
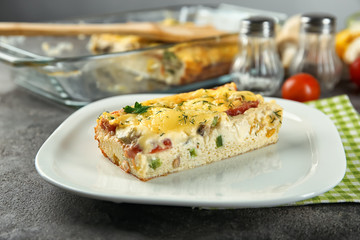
349;58;360;87
149;139;172;154
281;73;321;102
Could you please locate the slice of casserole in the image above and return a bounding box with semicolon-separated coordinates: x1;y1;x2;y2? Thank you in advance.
88;33;238;85
94;83;283;181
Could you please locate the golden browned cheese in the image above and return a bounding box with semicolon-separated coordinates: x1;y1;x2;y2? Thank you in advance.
98;83;263;136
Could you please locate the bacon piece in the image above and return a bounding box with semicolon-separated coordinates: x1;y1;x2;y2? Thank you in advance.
99;118;116;133
226;101;259;116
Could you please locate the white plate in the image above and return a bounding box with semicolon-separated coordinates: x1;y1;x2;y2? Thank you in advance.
35;94;346;208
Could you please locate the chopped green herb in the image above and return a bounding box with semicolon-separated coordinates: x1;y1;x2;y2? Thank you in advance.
163;50;179;77
160;133;165;137
211;116;219;127
178;101;184;106
201;94;214;99
163;50;177;61
189;148;197;157
274;110;282;118
270;115;275;123
123;102;150;114
179;114;188;124
216;135;223;148
273;110;282;123
202;100;214;105
149;158;162;170
166;69;175;75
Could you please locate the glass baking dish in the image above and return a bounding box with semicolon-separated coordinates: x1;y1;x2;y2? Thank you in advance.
0;4;286;106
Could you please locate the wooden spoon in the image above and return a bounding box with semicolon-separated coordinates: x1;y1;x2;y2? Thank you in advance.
0;22;227;42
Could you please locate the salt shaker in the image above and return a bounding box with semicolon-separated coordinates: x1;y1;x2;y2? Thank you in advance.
288;13;342;91
231;16;284;96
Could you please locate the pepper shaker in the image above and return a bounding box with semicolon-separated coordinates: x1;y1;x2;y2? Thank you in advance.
288;13;343;91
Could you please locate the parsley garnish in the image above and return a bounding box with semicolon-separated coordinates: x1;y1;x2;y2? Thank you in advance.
123;102;150;114
149;158;162;170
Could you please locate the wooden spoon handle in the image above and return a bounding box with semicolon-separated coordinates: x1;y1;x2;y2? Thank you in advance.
0;22;160;36
0;21;226;42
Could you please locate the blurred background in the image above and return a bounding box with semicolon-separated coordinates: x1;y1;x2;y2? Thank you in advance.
0;0;359;29
0;0;359;104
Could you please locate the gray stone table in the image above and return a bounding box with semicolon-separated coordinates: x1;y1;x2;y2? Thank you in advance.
1;62;360;239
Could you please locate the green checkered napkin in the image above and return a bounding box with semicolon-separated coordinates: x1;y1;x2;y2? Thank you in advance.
295;95;360;205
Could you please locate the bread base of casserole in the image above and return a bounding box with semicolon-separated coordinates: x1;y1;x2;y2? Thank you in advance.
94;102;281;181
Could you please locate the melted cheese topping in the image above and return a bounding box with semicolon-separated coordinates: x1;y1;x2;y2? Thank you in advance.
100;83;263;137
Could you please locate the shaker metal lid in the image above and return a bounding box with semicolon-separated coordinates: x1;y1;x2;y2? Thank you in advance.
301;13;336;34
239;16;275;37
